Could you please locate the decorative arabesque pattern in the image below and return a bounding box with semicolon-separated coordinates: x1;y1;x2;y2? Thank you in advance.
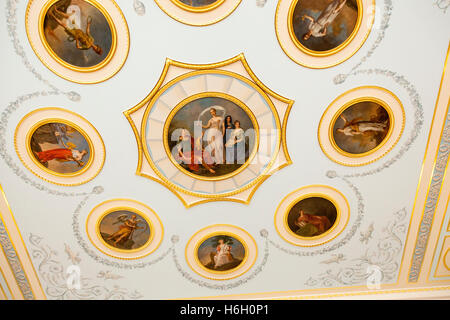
305;208;407;287
28;234;143;300
2;0;87;196
409;110;450;281
72;192;270;290
0;216;34;299
434;0;450;13
334;0;424;178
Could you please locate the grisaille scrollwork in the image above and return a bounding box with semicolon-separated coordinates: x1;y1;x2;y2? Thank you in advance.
29;234;143;300
305;208;407;287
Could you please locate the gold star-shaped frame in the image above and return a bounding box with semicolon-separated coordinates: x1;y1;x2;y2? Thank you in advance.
124;54;293;208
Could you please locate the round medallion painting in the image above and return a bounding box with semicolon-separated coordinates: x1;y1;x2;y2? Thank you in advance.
29;122;92;175
165;95;257;180
286;197;338;238
291;0;360;53
42;0;114;69
197;234;246;273
98;210;152;251
332;100;391;155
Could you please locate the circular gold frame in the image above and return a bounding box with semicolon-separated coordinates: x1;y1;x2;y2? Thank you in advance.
283;193;341;241
275;0;375;69
25;0;130;84
163;91;260;182
318;86;405;167
193;231;249;275
170;0;226;13
328;97;395;158
287;0;363;57
274;185;350;247
95;206;155;254
185;224;257;280
26;118;95;178
37;0;118;73
141;69;281;199
14;107;106;186
86;199;164;260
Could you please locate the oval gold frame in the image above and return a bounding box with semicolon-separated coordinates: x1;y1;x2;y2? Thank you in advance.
275;0;375;69
95;206;155;254
141;69;282;199
274;185;350;247
194;231;249;275
26;118;95;178
170;0;226;13
37;0;117;73
14;107;106;186
154;0;241;26
283;193;341;241
163;91;260;182
287;0;363;57
318;86;405;167
86;199;164;260
329;97;395;158
26;0;130;84
185;224;257;280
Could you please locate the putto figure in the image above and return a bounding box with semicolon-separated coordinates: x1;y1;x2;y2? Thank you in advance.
302;0;348;40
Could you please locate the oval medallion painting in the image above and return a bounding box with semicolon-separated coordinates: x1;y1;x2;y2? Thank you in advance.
98;210;152;251
197;234;246;273
186;224;257;280
290;0;360;54
42;0;114;69
286;196;338;238
165;94;258;180
332;100;391;156
29;122;92;175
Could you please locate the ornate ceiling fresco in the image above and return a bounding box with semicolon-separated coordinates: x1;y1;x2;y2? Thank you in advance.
0;0;449;300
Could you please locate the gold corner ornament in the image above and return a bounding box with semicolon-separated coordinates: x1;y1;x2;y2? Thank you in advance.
124;54;293;208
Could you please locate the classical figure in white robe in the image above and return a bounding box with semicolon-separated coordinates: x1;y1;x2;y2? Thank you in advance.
202;107;224;164
213;240;233;269
302;0;347;40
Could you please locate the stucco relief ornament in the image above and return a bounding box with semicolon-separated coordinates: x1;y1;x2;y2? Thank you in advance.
124;54;293;208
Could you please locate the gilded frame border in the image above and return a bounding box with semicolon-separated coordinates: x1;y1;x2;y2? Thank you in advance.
123;53;294;208
14;107;106;186
185;224;257;280
140;69;281;198
37;0;118;73
274;185;350;247
318;86;405;167
162;91;260;182
25;0;130;84
275;0;375;69
86;199;164;260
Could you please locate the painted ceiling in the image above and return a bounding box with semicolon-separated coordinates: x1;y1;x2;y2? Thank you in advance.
0;0;449;300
